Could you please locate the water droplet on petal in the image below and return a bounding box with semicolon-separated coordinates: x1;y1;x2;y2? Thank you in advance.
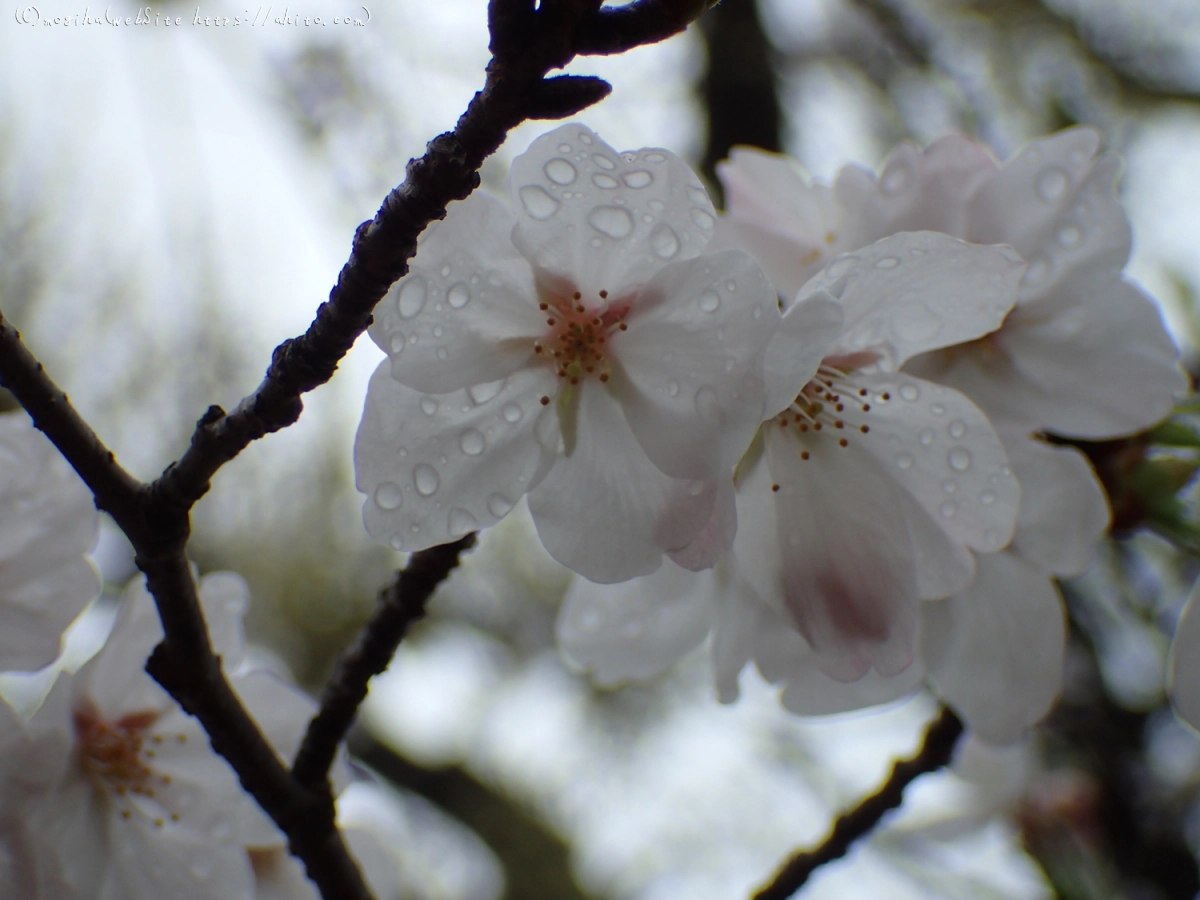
691;208;715;230
420;397;438;416
448;283;471;308
397;277;428;318
882;164;910;194
440;264;451;278
650;224;680;259
645;152;667;164
502;403;522;423
592;174;618;190
448;508;477;534
389;534;404;550
1056;224;1083;247
519;185;559;220
487;493;513;517
1036;167;1069;202
668;380;680;397
210;820;232;840
1023;256;1051;285
468;379;505;404
687;481;706;496
459;429;485;456
390;333;406;354
979;490;996;505
941;478;957;494
930;403;945;416
558;143;572;153
948;419;966;438
947;447;972;471
588;206;634;239
544;158;577;185
983;528;1001;548
900;383;920;401
414;464;440;496
694;386;721;422
623;170;652;188
895;453;914;470
874;255;900;269
432;325;444;338
592;153;615;170
436;348;448;360
939;501;956;518
919;427;935;446
648;200;665;212
374;482;405;510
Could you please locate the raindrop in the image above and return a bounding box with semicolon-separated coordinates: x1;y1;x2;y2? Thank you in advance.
895;453;914;470
691;208;715;230
874;256;900;269
374;482;405;510
518;185;559;220
397;277;428;318
389;534;404;551
420;397;438;416
947;419;966;438
930;403;945;416
726;280;737;291
919;428;935;446
558;143;572;153
1056;224;1083;247
448;283;471;308
191;860;214;882
468;379;505;404
1023;256;1051;285
687;481;706;496
459;429;486;456
440;264;452;278
590;237;603;248
436;348;448;360
983;528;1001;548
210;821;232;841
650;225;680;259
592;173;619;189
588;206;634;239
645;152;667;163
979;490;996;505
448;508;478;533
941;479;957;494
900;383;920;401
668;380;680;397
1036;167;1069;202
947;447;972;471
487;493;513;517
432;325;444;338
939;501;956;519
698;291;720;313
592;153;615;170
579;132;593;145
648;200;665;212
623;170;652;188
389;333;406;354
414;464;440;496
686;185;709;205
825;256;857;278
544;158;577;185
694;386;721;422
882;164;910;195
502;403;523;423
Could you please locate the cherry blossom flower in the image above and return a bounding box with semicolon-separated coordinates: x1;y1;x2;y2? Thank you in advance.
1169;579;1200;733
0;572;322;900
718;129;1186;439
0;412;100;672
355;124;803;583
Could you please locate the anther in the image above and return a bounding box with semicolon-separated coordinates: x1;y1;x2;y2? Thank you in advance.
599;290;608;299
618;323;628;331
771;484;780;492
539;302;549;310
540;396;551;406
838;438;848;447
881;392;891;400
800;451;810;460
599;373;609;382
834;420;844;429
547;318;556;326
573;291;582;300
860;425;869;433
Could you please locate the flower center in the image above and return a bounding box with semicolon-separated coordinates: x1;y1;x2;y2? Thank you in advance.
533;288;629;400
773;361;884;462
75;704;186;827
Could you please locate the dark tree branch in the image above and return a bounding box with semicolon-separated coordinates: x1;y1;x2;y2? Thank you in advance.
0;2;711;898
293;535;477;789
575;0;715;55
752;706;964;900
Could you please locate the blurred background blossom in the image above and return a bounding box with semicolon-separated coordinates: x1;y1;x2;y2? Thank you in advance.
5;0;1200;896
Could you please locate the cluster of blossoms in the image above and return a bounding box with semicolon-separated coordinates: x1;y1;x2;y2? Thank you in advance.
355;123;1188;746
0;416;403;899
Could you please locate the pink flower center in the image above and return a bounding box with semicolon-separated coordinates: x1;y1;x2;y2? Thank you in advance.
532;288;630;400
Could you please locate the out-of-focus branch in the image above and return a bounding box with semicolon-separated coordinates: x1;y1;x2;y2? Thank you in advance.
293;536;477;789
752;706;964;900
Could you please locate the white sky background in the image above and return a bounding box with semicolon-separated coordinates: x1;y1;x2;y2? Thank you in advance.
5;0;1200;897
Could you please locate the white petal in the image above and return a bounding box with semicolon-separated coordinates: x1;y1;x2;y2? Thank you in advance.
108;812;256;900
355;362;559;553
763;290;844;419
667;476;737;572
968;129;1133;288
527;381;717;583
611;249;775;478
710;570;769;703
923;551;1066;746
765;427;921;680
801;232;1023;369
713;216;828;303
372;192;543;394
0;558;98;672
1006;436;1109;576
848;374;1020;555
197;572;249;672
509;123;716;299
1170;577;1200;732
556;563;717;686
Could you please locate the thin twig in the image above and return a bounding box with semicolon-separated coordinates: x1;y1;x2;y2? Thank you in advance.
293;535;477;789
752;706;964;900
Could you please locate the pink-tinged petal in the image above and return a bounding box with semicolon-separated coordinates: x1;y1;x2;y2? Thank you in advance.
355;362;560;553
1006;436;1109;576
923;551;1066;746
1170;578;1200;732
510;124;717;299
712;216;828;303
967;129;1133;284
372;192;543;394
827;373;1020;555
835;136;998;246
667;476;736;572
611;249;775;478
527;381;717;583
763;290;844;419
556;563;717;686
801;232;1023;369
765;427;920;681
